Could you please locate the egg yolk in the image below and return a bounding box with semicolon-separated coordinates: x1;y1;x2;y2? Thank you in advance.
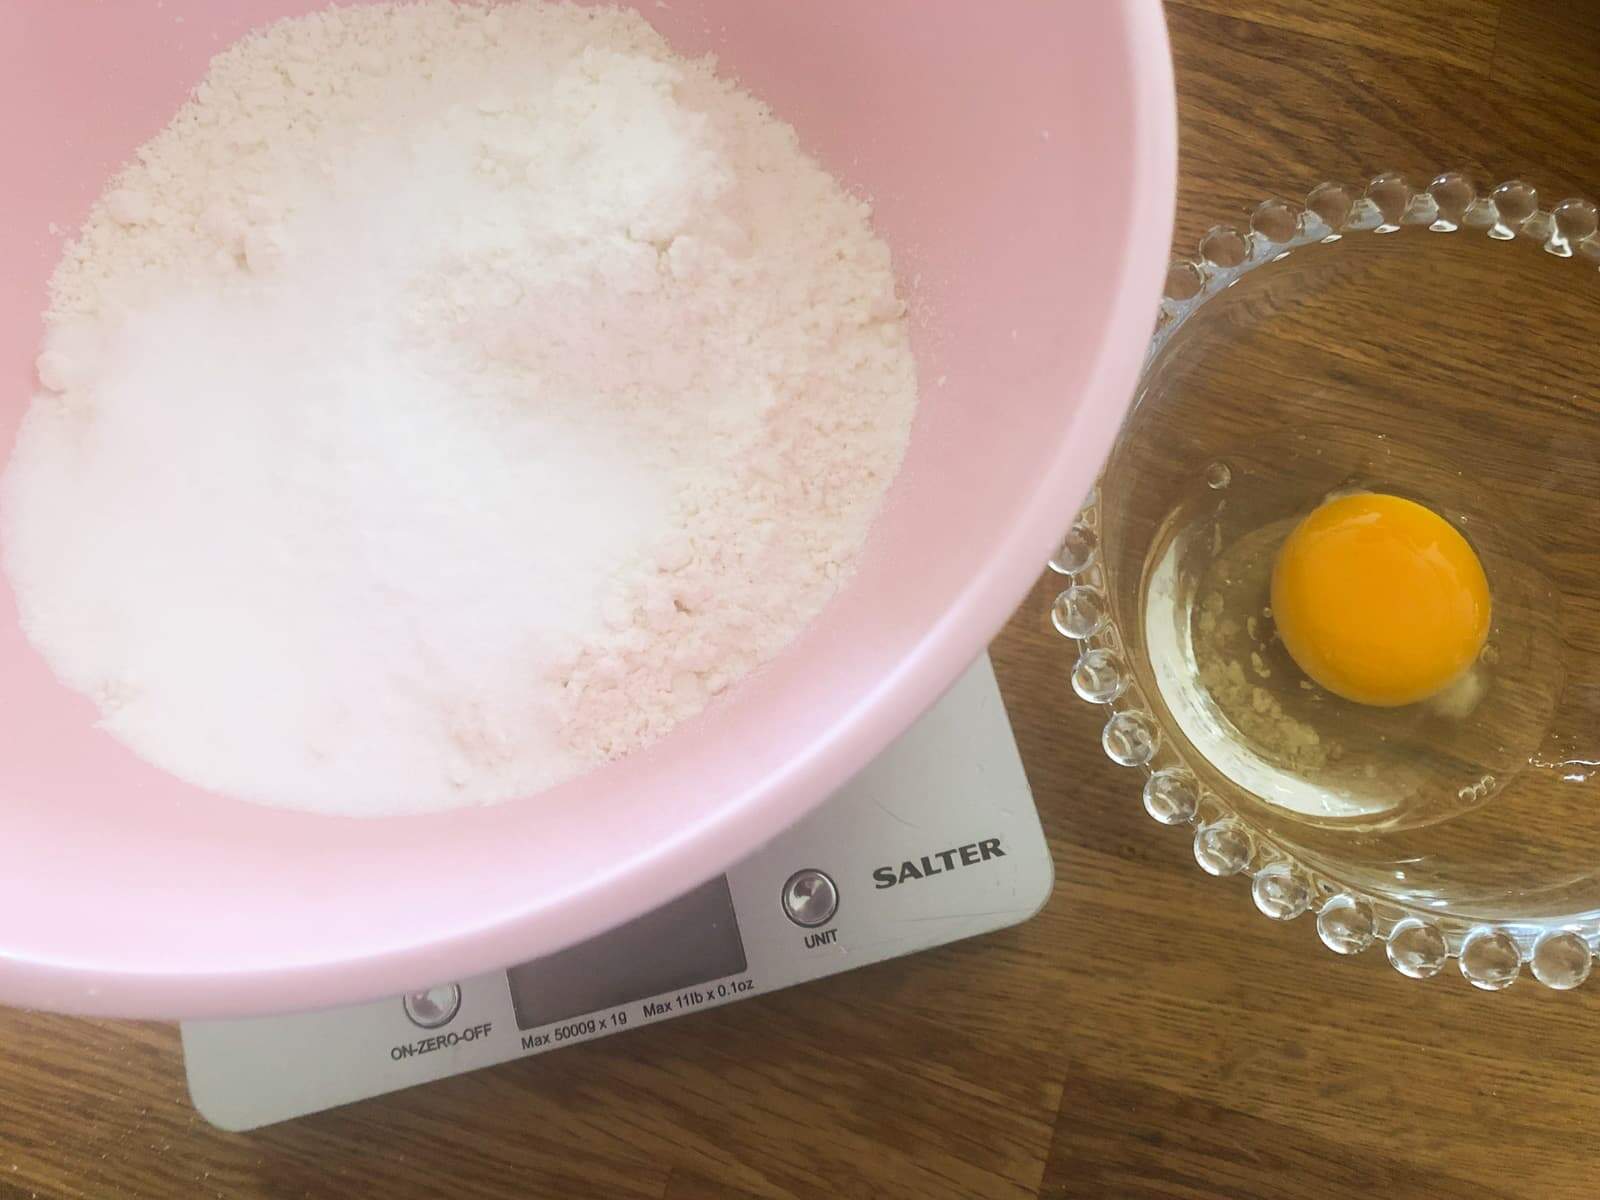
1270;493;1490;707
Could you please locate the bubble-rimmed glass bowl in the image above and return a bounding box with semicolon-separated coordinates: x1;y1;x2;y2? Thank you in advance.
1053;172;1600;990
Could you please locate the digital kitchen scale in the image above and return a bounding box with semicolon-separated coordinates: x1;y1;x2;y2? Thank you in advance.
182;657;1053;1130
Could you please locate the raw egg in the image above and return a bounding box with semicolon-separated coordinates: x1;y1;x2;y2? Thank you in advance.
1270;493;1490;707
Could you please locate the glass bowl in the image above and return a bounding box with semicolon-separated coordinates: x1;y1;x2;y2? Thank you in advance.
1053;172;1600;991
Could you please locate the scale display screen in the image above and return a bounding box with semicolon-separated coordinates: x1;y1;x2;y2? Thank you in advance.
507;875;747;1031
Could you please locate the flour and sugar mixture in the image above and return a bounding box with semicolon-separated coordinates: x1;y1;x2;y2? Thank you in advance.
2;1;918;815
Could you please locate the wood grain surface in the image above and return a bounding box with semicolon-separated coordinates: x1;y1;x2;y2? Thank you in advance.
5;4;1600;1198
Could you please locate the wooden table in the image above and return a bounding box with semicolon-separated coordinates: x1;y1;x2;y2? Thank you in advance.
6;4;1599;1197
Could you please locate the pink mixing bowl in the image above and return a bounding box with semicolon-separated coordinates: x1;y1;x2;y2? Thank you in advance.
0;1;1175;1018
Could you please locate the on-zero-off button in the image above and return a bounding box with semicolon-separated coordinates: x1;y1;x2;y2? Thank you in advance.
402;983;461;1029
781;869;838;928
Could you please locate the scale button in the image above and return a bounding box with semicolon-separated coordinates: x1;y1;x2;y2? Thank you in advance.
781;868;838;928
402;983;461;1029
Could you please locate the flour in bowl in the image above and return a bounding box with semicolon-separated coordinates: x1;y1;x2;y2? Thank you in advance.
2;1;917;815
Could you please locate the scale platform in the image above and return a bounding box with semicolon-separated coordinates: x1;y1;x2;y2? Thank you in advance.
182;657;1052;1130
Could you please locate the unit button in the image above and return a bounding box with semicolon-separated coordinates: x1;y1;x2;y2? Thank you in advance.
402;983;461;1029
781;868;838;928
